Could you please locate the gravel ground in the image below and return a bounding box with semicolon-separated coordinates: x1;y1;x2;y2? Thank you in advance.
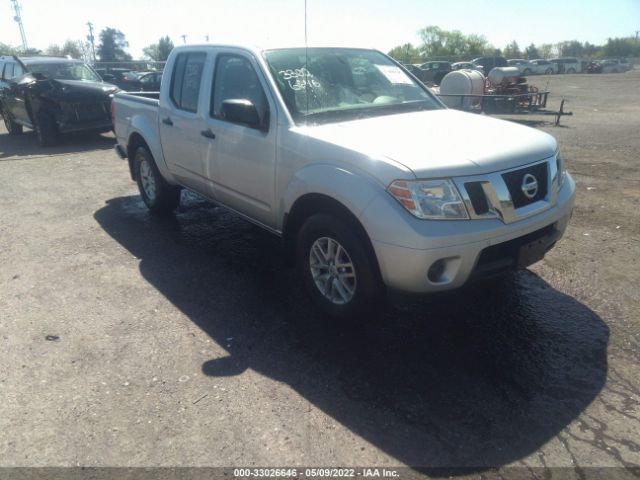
0;71;638;477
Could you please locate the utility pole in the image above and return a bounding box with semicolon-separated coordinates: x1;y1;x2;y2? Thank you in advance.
10;0;28;51
86;21;96;63
205;35;209;42
180;34;187;44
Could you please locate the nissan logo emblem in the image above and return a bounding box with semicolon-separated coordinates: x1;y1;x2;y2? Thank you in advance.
521;173;538;199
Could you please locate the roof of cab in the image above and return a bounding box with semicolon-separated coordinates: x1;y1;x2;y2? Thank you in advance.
19;56;84;65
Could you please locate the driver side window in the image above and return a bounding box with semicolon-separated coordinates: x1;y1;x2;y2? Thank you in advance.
211;54;267;123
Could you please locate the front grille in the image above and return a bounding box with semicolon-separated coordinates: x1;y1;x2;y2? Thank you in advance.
502;161;548;208
465;181;490;215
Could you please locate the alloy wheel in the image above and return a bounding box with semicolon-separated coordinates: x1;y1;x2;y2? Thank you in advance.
139;158;157;202
309;236;357;305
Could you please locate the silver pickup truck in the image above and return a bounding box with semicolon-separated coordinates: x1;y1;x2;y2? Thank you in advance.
113;44;576;318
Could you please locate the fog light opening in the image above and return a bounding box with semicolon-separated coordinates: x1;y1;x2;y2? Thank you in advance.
428;259;447;283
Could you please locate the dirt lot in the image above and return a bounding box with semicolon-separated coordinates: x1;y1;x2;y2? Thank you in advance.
1;71;639;477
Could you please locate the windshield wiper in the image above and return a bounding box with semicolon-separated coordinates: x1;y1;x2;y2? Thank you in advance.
301;101;437;124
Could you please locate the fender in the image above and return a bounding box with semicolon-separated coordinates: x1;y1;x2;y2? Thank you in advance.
127;114;177;184
280;163;384;231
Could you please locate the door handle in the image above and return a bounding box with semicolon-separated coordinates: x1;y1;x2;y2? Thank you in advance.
200;129;216;140
162;117;173;126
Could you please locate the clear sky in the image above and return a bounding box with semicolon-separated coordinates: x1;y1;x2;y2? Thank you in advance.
1;0;639;58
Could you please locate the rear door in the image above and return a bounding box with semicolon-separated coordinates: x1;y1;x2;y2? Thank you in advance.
158;50;210;193
202;50;277;227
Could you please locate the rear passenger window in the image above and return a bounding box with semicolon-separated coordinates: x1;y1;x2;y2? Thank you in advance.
170;52;206;112
13;64;23;77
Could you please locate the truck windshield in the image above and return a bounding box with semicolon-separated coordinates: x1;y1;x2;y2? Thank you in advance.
263;48;442;124
26;62;102;82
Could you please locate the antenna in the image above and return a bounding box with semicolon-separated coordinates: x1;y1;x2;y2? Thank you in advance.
304;0;309;118
10;0;28;51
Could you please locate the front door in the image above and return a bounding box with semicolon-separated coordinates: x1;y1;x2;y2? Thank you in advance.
203;52;277;227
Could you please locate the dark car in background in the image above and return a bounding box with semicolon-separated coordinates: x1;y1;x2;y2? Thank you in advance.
93;67;132;89
418;61;452;85
451;61;484;74
0;55;118;146
471;56;507;73
118;71;163;91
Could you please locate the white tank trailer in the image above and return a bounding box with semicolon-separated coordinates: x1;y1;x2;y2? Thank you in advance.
439;69;485;109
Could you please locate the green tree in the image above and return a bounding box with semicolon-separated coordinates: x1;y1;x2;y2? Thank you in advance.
602;37;637;57
556;40;584;57
466;34;490;57
503;41;521;59
388;43;422;63
418;26;467;58
0;43;20;55
524;43;539;59
97;28;132;62
417;26;492;60
582;42;600;58
143;36;175;62
538;43;555;59
46;40;83;59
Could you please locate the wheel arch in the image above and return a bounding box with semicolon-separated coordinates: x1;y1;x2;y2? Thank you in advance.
282;193;382;285
126;132;149;180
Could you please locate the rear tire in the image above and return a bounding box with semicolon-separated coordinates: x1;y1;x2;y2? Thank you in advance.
296;213;385;320
134;146;181;214
35;112;57;146
1;104;23;135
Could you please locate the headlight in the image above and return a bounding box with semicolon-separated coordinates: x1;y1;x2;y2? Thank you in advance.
388;179;469;220
556;151;566;188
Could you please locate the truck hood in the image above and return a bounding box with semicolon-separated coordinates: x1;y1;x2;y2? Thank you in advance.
302;109;558;178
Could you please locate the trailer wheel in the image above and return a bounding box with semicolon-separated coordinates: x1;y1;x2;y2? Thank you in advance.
134;146;181;214
1;104;23;135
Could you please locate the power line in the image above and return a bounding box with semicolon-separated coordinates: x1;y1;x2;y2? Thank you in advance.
10;0;28;50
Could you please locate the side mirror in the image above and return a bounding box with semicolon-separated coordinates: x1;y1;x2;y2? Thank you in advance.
102;74;115;82
221;99;263;129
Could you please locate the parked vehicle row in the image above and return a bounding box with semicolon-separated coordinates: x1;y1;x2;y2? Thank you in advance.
585;58;632;74
411;56;632;80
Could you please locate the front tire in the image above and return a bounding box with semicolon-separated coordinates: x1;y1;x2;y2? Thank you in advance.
134;146;181;214
35;112;58;146
1;105;23;135
545;68;553;75
296;213;384;320
567;68;576;74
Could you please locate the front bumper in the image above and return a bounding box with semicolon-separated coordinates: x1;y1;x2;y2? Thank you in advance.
56;117;113;133
363;173;576;293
